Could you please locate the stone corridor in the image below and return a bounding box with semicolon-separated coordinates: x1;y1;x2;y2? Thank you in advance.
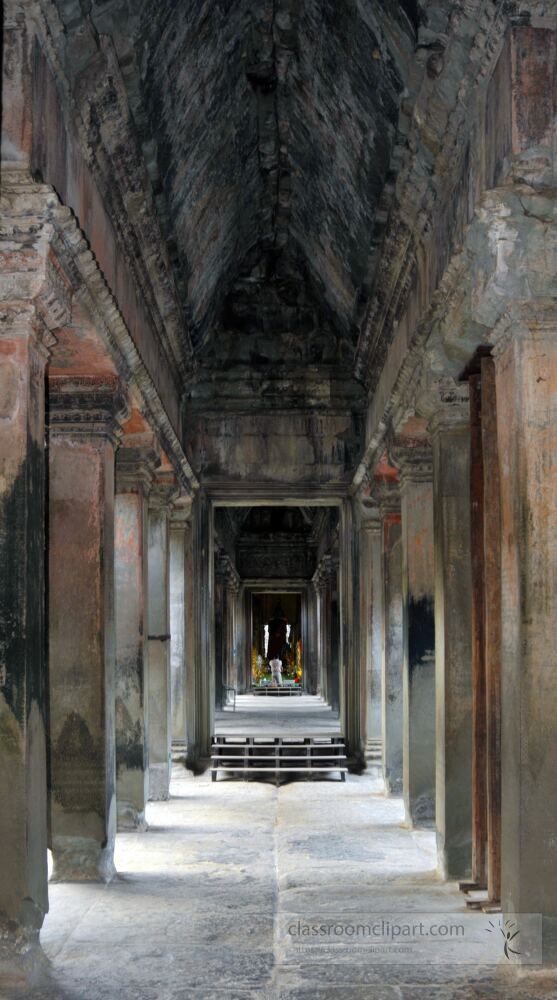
18;768;555;1000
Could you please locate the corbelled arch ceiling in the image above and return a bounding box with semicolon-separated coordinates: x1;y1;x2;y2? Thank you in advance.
52;0;418;410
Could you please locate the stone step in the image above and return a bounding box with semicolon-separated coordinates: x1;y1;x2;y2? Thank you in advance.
211;735;347;783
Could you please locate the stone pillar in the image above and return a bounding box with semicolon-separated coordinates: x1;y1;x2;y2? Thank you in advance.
312;566;327;700
48;375;126;882
329;556;340;715
214;554;227;710
480;356;502;905
0;225;59;963
170;503;190;745
468;373;488;887
114;444;157;831
306;585;319;695
494;309;557;956
381;503;403;795
368;518;383;743
360;509;382;744
429;387;473;880
225;572;240;690
399;452;435;826
186;491;214;769
339;499;364;768
147;478;176;800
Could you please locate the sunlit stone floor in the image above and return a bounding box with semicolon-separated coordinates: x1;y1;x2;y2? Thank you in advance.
20;763;557;999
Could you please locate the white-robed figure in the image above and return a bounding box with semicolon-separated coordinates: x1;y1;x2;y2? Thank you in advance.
269;656;283;687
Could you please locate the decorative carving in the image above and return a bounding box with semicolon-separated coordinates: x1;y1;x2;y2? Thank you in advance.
116;443;160;495
48;374;129;442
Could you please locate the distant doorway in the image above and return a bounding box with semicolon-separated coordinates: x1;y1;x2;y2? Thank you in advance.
251;592;303;692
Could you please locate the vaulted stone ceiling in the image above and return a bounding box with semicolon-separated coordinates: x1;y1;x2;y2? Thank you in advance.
69;0;417;405
137;1;414;351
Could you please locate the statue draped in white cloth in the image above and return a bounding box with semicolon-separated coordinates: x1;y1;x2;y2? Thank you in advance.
269;657;283;687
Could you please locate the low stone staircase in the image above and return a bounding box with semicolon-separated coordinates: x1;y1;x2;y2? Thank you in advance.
211;735;347;783
365;738;383;776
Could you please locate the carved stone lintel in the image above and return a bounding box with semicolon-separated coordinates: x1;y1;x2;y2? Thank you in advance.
48;374;129;444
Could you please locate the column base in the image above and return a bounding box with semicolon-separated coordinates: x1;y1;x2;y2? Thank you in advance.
117;802;148;832
0;928;49;997
406;793;435;828
148;763;170;801
50;838;116;883
436;835;472;882
184;747;211;775
384;771;403;796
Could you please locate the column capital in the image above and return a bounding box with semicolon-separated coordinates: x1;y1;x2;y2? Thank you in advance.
215;551;240;591
48;374;129;444
370;480;401;518
359;503;382;534
148;471;181;512
312;553;336;594
116;442;160;495
418;377;469;438
489;300;557;358
389;442;433;489
170;495;194;527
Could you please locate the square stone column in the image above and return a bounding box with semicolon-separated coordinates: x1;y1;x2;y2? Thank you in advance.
493;309;557;958
339;499;364;769
114;444;158;831
48;375;127;882
312;563;328;701
381;505;403;795
429;387;473;880
0;307;53;956
185;491;214;770
359;509;382;744
398;452;435;827
368;518;383;744
170;501;192;746
147;477;177;800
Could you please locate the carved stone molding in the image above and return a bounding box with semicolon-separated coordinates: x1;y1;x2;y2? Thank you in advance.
387;434;433;489
1;169;197;495
148;471;181;512
215;552;240;592
489;300;557;358
47;374;128;443
116;442;160;496
170;496;194;527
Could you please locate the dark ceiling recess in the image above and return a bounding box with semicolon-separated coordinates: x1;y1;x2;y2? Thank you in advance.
133;0;414;388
